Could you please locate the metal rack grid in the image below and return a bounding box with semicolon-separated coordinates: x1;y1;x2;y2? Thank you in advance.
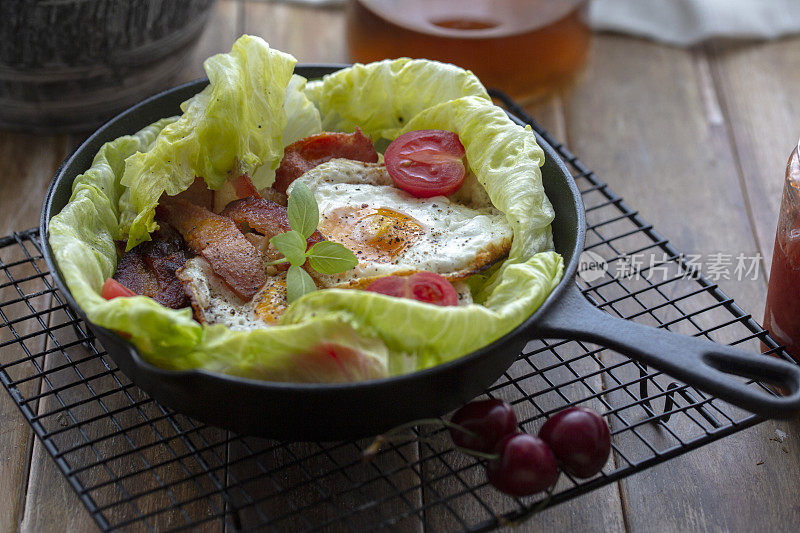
1;97;794;532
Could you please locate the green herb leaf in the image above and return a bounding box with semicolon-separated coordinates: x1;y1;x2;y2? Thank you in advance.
269;230;307;266
286;264;317;303
307;241;359;275
287;181;319;239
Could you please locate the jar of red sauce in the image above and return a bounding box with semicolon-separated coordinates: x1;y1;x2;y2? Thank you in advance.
763;140;800;362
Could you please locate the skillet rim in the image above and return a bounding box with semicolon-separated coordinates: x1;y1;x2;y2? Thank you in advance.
40;66;585;394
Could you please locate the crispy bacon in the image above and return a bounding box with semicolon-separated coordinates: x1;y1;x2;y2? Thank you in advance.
272;127;379;193
221;197;324;244
221;198;323;272
113;224;190;309
159;198;266;300
213;173;262;213
261;186;288;207
231;173;261;199
173;177;214;210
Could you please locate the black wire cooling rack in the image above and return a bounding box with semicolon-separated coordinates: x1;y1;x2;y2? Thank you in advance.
1;94;796;532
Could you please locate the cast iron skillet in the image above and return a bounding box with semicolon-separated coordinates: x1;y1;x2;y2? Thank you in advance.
41;66;800;441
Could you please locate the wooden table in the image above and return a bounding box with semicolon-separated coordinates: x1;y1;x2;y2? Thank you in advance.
2;1;800;531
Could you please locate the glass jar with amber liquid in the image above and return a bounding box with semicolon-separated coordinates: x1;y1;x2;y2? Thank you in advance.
763;140;800;362
346;0;591;101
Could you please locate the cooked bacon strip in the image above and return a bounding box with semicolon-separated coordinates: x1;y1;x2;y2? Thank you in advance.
231;173;261;199
220;197;324;245
272;127;379;193
173;177;214;210
114;252;157;296
213;173;262;213
261;186;288;207
113;224;190;309
159;198;265;300
244;232;286;270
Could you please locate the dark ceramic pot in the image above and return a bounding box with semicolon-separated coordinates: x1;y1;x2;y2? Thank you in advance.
0;0;216;133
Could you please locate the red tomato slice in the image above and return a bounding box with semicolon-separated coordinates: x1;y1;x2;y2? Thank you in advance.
101;278;136;300
384;130;466;198
294;341;385;382
365;272;458;306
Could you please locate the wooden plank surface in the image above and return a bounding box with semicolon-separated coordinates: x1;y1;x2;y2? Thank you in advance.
243;1;346;63
0;132;70;532
1;2;800;532
707;39;800;272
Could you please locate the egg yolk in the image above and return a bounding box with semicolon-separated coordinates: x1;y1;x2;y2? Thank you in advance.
253;274;289;323
319;206;424;262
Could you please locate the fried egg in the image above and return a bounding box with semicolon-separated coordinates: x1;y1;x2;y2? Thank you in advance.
177;158;502;329
177;255;474;330
177;257;289;330
290;159;513;289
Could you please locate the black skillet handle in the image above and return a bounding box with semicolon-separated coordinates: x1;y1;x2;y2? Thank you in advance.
531;283;800;418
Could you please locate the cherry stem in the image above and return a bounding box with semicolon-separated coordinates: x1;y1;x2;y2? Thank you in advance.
452;445;499;461
500;474;559;527
361;418;481;461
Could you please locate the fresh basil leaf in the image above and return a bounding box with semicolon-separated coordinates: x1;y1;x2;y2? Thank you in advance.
307;241;359;275
287;181;319;239
286;264;317;303
269;230;307;266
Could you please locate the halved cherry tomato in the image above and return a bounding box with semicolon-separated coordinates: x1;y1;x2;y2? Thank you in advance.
101;278;136;300
365;272;458;306
384;130;466;198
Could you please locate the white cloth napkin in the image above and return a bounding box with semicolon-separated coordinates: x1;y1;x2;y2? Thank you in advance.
589;0;800;45
268;0;345;6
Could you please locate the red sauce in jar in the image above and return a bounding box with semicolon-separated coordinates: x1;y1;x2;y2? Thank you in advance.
763;143;800;362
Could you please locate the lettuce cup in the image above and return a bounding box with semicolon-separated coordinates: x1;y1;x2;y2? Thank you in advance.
47;35;563;385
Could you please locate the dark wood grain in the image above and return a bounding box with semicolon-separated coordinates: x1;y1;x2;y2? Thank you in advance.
0;131;69;533
242;1;346;63
707;38;800;277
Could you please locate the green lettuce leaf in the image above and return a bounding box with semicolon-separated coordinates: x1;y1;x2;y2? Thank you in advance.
49;119;203;358
399;96;555;300
251;74;323;188
149;314;390;382
282;252;562;371
120;35;297;249
304;57;491;140
282;74;324;146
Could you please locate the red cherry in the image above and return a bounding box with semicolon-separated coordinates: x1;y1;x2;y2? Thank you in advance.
449;399;518;453
486;433;559;497
538;407;611;478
